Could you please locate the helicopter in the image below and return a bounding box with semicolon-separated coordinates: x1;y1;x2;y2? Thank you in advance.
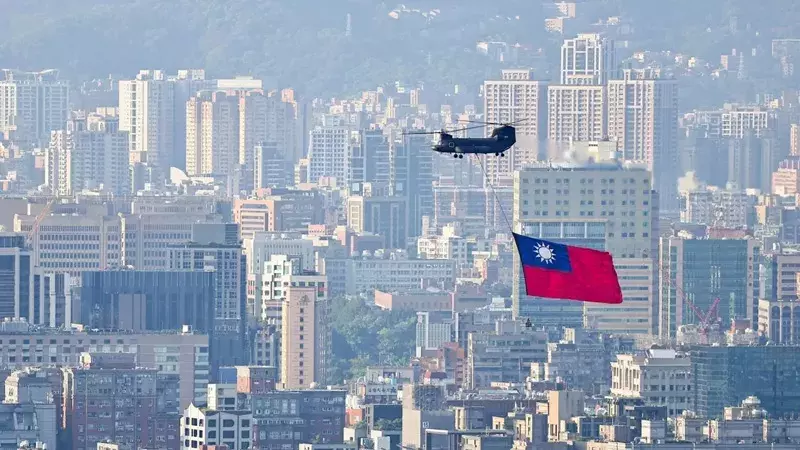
405;119;526;158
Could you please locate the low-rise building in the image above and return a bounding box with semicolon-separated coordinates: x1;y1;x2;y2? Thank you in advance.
610;349;691;416
181;403;253;450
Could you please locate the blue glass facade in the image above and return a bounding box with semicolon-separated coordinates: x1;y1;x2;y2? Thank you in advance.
80;271;215;333
661;237;759;337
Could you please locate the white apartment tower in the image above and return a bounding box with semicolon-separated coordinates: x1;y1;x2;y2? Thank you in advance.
546;34;613;146
607;69;679;211
0;69;69;144
547;85;607;143
482;69;547;186
239;90;297;176
119;70;176;183
307;125;352;185
46;113;130;196
185;91;240;177
560;33;616;85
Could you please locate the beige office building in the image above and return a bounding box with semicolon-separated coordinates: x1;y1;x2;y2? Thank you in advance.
512;162;658;335
281;281;329;389
483;70;547;186
610;349;691;416
15;206;123;278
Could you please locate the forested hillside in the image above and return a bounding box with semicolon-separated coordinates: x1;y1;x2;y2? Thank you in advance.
2;0;800;97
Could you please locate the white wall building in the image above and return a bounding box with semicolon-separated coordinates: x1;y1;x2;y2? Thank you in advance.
181;403;252;450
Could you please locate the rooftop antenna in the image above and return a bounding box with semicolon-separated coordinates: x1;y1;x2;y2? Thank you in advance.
345;13;352;37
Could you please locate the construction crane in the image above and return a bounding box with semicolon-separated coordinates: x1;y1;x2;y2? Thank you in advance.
25;198;56;248
662;265;722;344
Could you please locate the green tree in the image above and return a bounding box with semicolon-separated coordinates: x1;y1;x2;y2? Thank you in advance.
328;295;416;383
374;418;402;431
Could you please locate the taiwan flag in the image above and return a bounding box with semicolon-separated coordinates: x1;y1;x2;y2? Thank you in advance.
513;232;623;304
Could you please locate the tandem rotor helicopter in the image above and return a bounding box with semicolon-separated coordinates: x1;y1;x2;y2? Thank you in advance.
404;118;528;159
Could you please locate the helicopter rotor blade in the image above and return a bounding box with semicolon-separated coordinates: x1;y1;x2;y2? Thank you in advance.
446;123;491;134
459;118;531;126
402;130;441;135
403;122;486;135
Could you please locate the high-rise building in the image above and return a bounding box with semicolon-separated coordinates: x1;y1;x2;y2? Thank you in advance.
0;69;69;144
559;33;616;85
346;189;408;249
250;253;325;327
280;280;329;389
727;130;778;192
513;162;659;335
0;233;32;321
169;243;247;366
239;90;298;183
119;70;176;183
350;129;390;192
45;112;130;196
186;91;240;177
254;141;290;189
172;69;216;170
659;234;760;339
396;134;434;238
308;125;352;185
483;70;548;186
547;85;607;143
607;69;679;211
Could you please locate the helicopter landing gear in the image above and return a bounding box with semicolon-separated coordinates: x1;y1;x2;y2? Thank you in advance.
453;153;463;159
500;152;505;157
495;152;505;157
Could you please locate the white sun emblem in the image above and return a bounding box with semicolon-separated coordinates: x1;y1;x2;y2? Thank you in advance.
534;242;556;264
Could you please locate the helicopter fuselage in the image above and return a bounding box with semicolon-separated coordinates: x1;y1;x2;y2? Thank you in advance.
432;136;515;155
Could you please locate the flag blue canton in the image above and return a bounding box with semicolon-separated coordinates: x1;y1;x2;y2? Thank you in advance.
515;234;572;273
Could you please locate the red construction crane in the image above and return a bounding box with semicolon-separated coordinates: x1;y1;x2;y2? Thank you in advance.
662;266;721;343
25;198;56;247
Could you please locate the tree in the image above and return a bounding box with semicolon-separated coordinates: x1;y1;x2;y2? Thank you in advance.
374;418;402;431
328;295;416;383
